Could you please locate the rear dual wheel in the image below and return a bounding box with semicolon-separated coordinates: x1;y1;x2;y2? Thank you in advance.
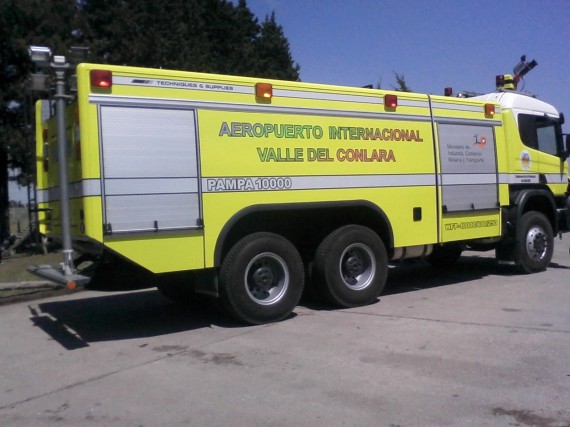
219;232;305;325
313;225;388;307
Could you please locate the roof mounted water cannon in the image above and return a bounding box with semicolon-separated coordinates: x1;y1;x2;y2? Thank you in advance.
496;55;537;91
513;55;537;82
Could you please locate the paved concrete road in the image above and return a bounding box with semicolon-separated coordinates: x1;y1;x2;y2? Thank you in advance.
1;236;569;427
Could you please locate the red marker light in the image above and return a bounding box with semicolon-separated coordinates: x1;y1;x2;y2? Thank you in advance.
484;103;496;117
384;94;398;109
90;70;112;88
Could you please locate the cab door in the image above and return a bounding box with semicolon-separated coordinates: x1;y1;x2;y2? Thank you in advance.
518;113;567;192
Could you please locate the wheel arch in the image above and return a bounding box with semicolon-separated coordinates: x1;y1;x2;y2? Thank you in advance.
509;189;557;234
214;201;394;267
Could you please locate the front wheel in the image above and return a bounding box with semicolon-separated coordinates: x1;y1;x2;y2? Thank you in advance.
514;211;554;273
219;233;304;325
313;225;388;307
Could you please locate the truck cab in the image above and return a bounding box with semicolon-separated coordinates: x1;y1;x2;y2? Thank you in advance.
472;89;570;263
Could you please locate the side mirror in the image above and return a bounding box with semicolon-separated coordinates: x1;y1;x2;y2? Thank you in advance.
560;134;570;159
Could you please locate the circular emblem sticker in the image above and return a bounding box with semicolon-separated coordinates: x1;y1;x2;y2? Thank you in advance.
520;150;531;171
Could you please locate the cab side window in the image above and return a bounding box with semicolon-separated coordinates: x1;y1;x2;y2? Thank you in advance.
518;113;559;156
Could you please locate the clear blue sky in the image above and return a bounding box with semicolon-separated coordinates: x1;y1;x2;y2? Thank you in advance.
9;0;570;203
247;0;570;115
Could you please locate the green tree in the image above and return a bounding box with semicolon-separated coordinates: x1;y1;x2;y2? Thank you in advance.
391;72;411;92
254;12;300;81
78;0;299;79
0;0;81;240
1;0;300;240
79;0;209;69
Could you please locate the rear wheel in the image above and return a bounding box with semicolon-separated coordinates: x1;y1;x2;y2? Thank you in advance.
514;211;553;273
219;233;304;324
313;225;388;307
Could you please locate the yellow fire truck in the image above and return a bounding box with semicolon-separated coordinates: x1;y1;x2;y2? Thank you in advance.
33;59;570;324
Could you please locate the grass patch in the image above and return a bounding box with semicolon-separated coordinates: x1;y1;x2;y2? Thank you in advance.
0;252;63;283
0;252;79;305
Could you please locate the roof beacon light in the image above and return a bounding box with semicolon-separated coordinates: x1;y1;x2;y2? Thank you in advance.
90;69;112;88
496;55;538;91
496;74;516;91
444;87;453;97
256;82;273;99
384;94;398;109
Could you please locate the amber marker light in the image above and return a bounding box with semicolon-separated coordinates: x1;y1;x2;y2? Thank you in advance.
255;82;273;99
485;103;496;117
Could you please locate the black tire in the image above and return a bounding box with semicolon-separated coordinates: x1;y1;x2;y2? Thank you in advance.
313;225;388;307
426;243;463;268
219;232;304;325
514;211;554;273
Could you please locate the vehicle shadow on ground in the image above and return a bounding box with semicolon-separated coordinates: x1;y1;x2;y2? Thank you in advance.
28;253;564;349
28;290;244;350
383;254;514;295
300;253;524;311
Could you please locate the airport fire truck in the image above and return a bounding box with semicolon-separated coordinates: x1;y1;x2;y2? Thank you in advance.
32;55;570;324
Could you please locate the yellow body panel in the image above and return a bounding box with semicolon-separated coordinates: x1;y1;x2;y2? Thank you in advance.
202;187;438;267
198;111;434;177
440;211;502;242
106;233;205;273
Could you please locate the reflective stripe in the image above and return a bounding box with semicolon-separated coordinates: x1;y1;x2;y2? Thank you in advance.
202;174;436;193
275;88;431;109
90;94;433;123
498;173;539;184
107;77;501;126
104;177;199;196
433;116;502;126
543;173;569;184
113;75;253;95
441;174;497;185
114;74;433;108
37;179;101;203
498;173;568;184
431;101;501;115
274;88;383;105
